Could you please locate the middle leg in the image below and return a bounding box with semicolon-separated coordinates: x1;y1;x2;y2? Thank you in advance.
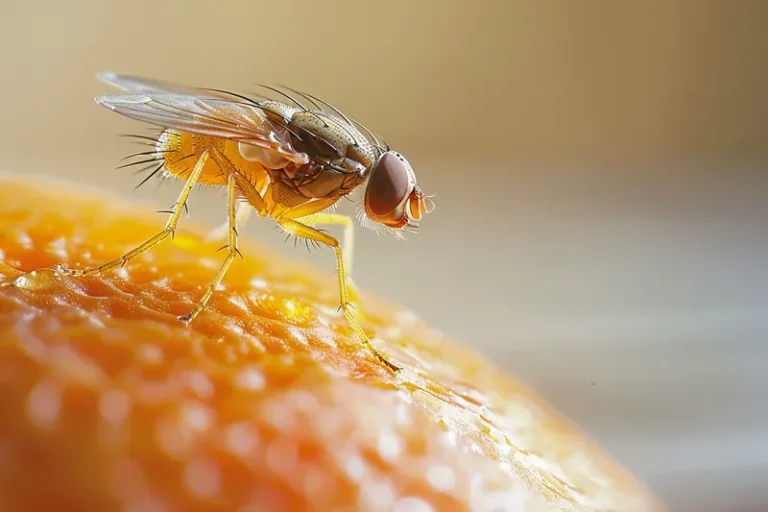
179;172;240;323
179;148;265;322
203;166;268;242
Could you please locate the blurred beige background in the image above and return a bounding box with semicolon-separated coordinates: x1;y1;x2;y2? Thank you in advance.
1;1;767;510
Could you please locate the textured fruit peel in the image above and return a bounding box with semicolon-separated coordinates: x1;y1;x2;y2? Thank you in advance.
0;177;662;511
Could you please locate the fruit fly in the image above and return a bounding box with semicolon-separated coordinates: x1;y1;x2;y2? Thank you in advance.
56;73;434;372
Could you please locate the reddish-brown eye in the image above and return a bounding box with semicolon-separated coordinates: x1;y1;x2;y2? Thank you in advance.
365;153;411;217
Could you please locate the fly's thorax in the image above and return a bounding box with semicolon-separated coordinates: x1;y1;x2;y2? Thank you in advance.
298;166;367;200
268;161;366;202
318;112;378;169
259;100;301;121
288;111;377;169
237;142;292;169
346;133;377;170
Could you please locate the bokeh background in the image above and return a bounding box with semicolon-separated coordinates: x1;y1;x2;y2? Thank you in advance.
1;1;767;510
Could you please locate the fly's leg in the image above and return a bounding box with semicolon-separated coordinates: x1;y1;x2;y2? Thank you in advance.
205;202;251;243
207;152;268;216
298;212;362;303
179;173;239;323
277;217;400;373
203;171;267;242
178;149;266;322
299;213;355;274
56;149;209;277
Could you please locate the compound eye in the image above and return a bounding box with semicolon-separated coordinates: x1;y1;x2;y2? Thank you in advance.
365;152;412;218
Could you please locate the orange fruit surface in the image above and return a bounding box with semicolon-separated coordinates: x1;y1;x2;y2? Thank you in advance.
0;177;662;511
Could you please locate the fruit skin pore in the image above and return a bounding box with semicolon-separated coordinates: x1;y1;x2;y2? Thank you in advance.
0;177;663;511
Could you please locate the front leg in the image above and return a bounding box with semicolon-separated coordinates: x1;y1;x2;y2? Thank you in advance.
297;212;362;305
298;213;354;272
277;217;400;373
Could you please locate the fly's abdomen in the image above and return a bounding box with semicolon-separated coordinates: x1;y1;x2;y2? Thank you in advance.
156;130;268;189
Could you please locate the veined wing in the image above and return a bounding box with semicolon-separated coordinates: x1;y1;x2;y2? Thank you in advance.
96;73;309;165
99;72;248;100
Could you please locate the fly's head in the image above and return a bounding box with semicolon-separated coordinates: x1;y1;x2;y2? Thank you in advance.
362;152;434;235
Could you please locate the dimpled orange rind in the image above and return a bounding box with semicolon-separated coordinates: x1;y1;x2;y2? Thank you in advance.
0;177;663;511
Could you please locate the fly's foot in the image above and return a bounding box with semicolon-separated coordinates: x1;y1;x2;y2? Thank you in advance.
377;352;402;373
178;311;196;324
4;267;60;291
374;347;401;373
55;264;84;277
338;302;400;373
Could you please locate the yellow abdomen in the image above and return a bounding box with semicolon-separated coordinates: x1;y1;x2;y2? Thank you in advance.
157;130;269;191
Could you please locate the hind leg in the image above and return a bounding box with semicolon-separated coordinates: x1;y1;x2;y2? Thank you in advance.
57;148;209;277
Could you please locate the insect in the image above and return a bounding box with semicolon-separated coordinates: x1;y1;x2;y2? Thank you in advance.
55;73;434;373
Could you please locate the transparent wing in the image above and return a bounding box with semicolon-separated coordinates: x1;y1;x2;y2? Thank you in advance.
99;72;244;99
96;73;309;164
